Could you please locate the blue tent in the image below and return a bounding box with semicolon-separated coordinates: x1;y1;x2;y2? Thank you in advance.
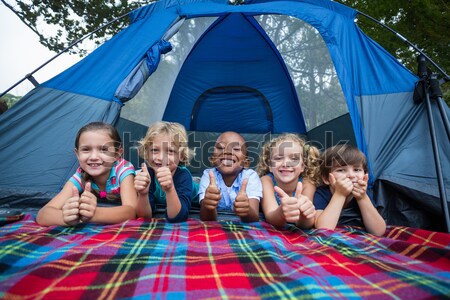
0;0;449;230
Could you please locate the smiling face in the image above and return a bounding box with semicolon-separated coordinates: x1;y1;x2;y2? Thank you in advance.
325;164;365;185
75;129;121;183
211;132;247;180
146;134;181;174
269;139;304;185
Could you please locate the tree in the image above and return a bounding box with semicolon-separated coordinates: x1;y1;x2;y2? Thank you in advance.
336;0;449;105
0;93;21;109
2;0;449;104
1;0;153;55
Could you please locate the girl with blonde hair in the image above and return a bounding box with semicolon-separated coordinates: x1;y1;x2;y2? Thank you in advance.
257;133;320;228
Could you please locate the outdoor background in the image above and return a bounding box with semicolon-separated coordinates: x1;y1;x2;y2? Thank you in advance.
1;0;448;109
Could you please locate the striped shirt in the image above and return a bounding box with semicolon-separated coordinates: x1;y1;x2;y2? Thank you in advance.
69;158;135;196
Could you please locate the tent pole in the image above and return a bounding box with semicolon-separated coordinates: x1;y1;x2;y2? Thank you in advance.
416;55;450;233
359;10;450;231
0;12;129;98
357;11;450;85
429;73;450;141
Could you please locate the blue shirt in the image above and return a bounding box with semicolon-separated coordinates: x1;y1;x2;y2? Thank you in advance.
314;185;377;227
147;165;195;223
199;168;262;211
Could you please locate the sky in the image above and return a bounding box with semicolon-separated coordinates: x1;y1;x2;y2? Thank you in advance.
0;4;81;96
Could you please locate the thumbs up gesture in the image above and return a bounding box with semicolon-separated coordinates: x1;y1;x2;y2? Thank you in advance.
234;178;250;217
295;182;315;220
274;185;301;223
79;182;97;223
156;166;174;192
352;174;368;200
203;171;221;210
62;186;81;226
135;163;151;194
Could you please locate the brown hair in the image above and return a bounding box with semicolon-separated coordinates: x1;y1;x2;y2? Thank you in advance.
75;122;123;201
319;144;368;180
256;133;321;185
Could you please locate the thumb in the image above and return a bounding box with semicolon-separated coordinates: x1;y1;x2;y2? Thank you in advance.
141;162;149;174
274;186;289;199
162;155;169;167
239;178;248;194
72;186;79;198
84;182;91;193
295;181;303;199
209;171;217;187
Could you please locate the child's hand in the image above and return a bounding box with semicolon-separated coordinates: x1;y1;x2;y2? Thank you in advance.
135;163;151;194
156;166;174;192
234;178;250;217
274;186;301;223
330;174;353;197
62;186;81;226
203;171;221;210
295;182;316;219
352;174;368;200
79;182;97;223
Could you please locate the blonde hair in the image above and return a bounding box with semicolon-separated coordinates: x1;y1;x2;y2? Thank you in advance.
257;133;321;185
138;121;192;166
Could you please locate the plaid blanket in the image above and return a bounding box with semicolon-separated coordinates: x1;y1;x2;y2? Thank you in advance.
0;214;449;299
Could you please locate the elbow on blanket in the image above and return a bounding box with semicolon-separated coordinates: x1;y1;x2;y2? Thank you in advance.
166;209;189;223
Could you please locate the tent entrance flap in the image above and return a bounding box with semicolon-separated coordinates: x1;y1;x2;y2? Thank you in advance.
163;12;306;133
190;86;273;133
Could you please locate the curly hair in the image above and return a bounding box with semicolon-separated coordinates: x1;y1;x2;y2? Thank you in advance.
138;121;192;166
256;133;321;185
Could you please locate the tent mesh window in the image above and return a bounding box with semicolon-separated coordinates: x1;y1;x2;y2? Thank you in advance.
121;14;347;133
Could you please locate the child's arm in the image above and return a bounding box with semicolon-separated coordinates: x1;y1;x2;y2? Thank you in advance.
88;175;137;224
134;163;152;218
294;182;316;229
315;174;352;230
200;171;221;221
301;178;316;202
297;179;316;229
157;166;180;219
260;176;289;227
234;178;260;222
36;181;81;226
353;175;386;236
273;182;315;229
157;167;192;222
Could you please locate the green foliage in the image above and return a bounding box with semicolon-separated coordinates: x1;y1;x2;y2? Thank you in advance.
336;0;450;106
0;93;21;109
1;0;154;55
2;0;449;106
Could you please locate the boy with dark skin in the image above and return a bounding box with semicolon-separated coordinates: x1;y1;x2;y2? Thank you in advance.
199;132;261;222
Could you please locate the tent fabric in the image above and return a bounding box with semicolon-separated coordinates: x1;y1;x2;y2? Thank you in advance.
163;12;306;133
360;92;450;197
190;86;274;133
0;87;121;205
115;39;172;102
0;0;448;229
